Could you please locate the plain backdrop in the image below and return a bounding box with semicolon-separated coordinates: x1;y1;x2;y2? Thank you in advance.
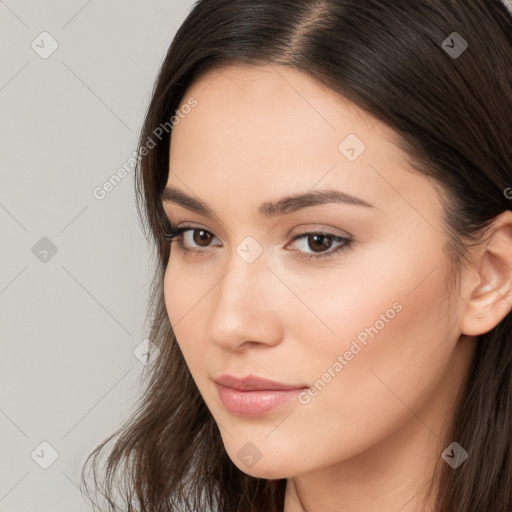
0;1;196;511
3;2;512;512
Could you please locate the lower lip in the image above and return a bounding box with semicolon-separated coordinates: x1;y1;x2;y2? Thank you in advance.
216;383;306;417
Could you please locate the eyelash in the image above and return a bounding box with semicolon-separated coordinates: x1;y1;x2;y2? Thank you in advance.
162;221;352;262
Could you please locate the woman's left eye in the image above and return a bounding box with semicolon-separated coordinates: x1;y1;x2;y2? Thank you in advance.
163;223;353;261
287;232;353;261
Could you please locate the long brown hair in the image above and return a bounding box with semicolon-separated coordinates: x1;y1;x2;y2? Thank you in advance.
80;1;512;510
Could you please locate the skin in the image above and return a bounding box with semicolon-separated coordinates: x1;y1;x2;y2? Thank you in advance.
162;63;512;512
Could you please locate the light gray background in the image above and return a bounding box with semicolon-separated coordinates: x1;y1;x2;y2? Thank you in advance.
3;1;512;512
0;1;196;511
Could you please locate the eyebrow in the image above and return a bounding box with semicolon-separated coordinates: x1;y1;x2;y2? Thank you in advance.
160;186;376;219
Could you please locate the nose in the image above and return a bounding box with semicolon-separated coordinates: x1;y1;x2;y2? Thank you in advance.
207;248;284;352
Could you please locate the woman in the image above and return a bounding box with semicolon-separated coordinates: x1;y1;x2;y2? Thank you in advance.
81;1;512;511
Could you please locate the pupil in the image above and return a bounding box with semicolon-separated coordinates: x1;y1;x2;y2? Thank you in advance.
309;234;331;252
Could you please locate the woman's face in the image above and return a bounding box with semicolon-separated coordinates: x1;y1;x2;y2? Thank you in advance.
162;64;470;479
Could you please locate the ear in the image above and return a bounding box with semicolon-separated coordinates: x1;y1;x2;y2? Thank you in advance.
460;210;512;336
460;211;512;336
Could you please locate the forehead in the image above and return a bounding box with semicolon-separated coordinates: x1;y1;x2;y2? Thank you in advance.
167;63;439;222
175;63;379;136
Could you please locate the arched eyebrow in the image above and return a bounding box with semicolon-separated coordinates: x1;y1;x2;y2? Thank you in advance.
160;186;376;219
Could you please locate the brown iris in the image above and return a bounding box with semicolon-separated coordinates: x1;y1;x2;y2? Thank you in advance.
307;234;333;253
193;229;213;247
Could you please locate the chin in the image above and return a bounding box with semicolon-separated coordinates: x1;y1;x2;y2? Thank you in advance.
224;446;296;480
235;462;291;480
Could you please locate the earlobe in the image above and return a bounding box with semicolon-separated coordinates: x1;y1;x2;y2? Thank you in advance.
460;212;512;336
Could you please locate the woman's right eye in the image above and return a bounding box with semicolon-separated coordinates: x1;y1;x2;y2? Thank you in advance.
163;225;221;255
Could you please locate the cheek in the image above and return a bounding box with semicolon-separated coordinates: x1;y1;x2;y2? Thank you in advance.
163;258;182;325
282;248;455;456
163;255;205;328
163;258;205;367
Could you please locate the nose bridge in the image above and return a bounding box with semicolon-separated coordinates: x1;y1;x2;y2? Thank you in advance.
208;239;281;348
215;242;268;317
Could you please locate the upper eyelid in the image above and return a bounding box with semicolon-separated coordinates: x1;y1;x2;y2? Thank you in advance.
161;206;356;238
168;220;348;234
163;210;352;235
162;206;232;234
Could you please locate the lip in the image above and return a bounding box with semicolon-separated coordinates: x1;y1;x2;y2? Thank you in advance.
213;374;308;417
213;374;307;391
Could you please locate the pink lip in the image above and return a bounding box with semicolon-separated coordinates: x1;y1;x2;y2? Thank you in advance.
213;374;306;391
213;374;308;417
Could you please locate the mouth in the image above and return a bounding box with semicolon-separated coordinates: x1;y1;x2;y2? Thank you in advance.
213;373;308;391
213;374;309;417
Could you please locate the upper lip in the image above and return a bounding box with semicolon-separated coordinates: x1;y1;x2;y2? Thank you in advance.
213;374;307;391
